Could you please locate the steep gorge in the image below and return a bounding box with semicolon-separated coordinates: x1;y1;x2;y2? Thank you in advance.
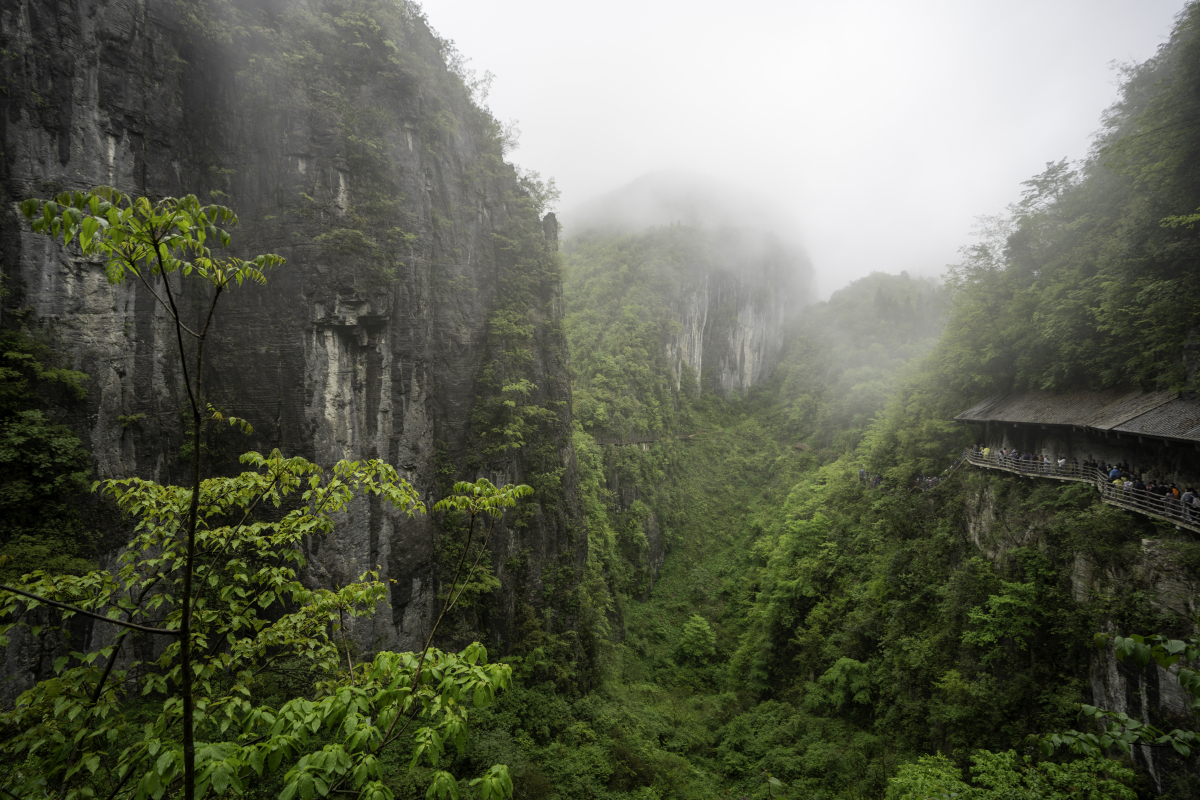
2;2;1199;799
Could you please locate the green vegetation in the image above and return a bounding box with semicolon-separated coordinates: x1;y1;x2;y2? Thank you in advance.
0;190;526;800
886;750;1136;800
4;1;1200;798
438;7;1200;796
927;6;1200;396
0;330;96;580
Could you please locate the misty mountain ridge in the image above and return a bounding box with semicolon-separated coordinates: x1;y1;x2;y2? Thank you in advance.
563;170;800;240
563;170;814;300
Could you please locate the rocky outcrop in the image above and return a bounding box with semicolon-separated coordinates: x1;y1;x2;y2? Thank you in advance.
961;472;1198;792
566;172;810;397
0;0;584;672
663;229;800;395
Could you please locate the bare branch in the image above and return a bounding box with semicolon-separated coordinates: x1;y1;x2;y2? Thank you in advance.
0;585;181;636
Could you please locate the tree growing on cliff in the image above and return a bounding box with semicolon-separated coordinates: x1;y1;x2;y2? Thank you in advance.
1042;627;1200;761
0;189;524;800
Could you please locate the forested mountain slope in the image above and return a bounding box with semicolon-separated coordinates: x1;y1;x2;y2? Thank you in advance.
923;12;1200;401
452;6;1200;800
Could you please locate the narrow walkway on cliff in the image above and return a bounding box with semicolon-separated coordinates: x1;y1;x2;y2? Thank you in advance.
959;451;1200;535
594;432;707;446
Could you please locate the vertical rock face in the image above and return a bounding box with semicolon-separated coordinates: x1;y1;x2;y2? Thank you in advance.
566;172;810;398
663;230;799;396
1089;638;1194;795
0;0;584;664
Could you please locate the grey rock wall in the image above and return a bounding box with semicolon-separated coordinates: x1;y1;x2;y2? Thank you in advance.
565;172;811;399
664;232;798;396
0;0;584;680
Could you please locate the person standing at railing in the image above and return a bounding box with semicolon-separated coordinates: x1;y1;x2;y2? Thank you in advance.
1152;483;1171;514
1183;488;1196;522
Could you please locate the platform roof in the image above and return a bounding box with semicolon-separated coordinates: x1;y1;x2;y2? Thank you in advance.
955;390;1200;444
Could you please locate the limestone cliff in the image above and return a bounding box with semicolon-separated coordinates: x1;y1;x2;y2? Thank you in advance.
0;0;584;668
661;228;800;396
566;171;811;397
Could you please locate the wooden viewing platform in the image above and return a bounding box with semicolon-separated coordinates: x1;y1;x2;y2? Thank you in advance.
960;451;1200;534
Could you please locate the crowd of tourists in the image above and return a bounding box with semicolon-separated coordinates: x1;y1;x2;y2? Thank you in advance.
858;469;884;489
913;473;944;491
967;444;1080;474
858;448;1197;526
858;464;959;492
964;444;1198;524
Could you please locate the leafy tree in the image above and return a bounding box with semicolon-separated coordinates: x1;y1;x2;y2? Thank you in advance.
885;753;968;800
0;332;94;579
676;615;716;664
886;750;1135;800
961;581;1040;667
0;189;526;800
1043;627;1200;759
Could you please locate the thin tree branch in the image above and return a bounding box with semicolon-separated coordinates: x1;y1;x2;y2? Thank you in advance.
0;585;181;635
339;605;357;687
379;509;504;753
443;515;499;619
372;510;479;754
100;756;141;800
157;261;199;416
126;257;200;338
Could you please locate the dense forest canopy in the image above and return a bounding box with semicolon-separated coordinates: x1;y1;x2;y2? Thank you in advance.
934;2;1200;397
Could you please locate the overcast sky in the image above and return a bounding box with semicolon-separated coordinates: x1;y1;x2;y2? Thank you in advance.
418;0;1186;299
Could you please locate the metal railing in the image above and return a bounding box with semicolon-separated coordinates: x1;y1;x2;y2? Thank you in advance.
960;451;1200;534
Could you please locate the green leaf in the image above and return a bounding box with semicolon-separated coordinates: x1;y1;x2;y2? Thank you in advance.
211;764;232;795
81;215;100;248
